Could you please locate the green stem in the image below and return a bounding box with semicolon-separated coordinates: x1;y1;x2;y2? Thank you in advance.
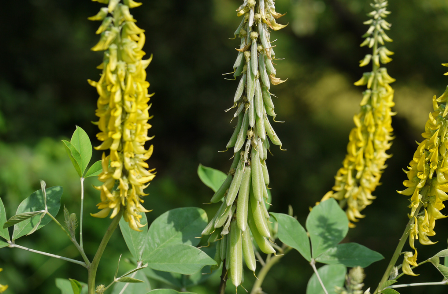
387;280;448;289
250;246;292;294
8;242;87;268
47;211;91;267
218;262;227;294
373;205;422;294
88;210;123;294
80;177;85;249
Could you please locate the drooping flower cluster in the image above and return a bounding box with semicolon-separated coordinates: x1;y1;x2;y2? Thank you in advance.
88;0;155;231
0;269;7;293
398;81;448;275
322;0;395;227
200;0;286;288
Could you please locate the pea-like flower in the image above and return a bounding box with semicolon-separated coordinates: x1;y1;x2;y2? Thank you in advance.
322;0;395;227
88;0;155;231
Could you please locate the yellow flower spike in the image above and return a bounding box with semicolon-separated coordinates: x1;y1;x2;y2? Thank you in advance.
321;0;395;226
402;252;419;276
89;0;155;231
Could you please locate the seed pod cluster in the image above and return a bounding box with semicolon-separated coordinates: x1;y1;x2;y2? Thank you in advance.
202;0;286;287
321;0;395;227
87;0;155;231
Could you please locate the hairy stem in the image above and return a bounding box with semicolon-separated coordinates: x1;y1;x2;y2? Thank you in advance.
80;177;85;249
88;210;123;294
8;242;87;268
310;259;329;294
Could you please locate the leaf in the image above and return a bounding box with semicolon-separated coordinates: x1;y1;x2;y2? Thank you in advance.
56;278;87;294
433;249;448;258
111;271;151;294
27;212;46;235
118;277;144;283
316;243;384;267
143;207;208;260
120;212;148;261
13;186;63;240
270;212;311;261
147;290;196;294
0;198;9;240
306;199;349;258
381;289;400;294
0;239;8;249
144;244;216;275
197;164;227;192
62;140;83;177
143;268;183;288
3;211;44;228
84;160;103;178
436;264;448;279
71;126;92;175
69;279;83;294
306;264;346;294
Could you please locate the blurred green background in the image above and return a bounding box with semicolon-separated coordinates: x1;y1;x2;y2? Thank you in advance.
1;0;448;293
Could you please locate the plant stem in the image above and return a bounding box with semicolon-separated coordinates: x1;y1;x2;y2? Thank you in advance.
103;261;143;293
80;177;85;249
218;262;227;294
310;258;329;294
88;210;123;294
47;211;91;267
8;242;87;268
373;204;422;294
250;246;292;294
386;280;448;289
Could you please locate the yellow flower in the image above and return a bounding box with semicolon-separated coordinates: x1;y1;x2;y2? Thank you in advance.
323;0;395;226
0;268;7;293
402;252;418;276
88;0;155;231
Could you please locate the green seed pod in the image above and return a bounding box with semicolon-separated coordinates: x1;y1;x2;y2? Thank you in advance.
233;52;243;69
215;205;232;229
201;201;228;235
262;181;269;201
260;196;270;219
264;116;282;146
234;19;245;38
226;113;244;149
261;160;270;185
237;166;251;231
251;39;258;77
229;151;242;172
234;110;249;153
264;136;270;154
265;106;276;118
242;228;257;272
247;62;256;105
251;148;264;202
226;163;245;206
243;136;252;164
229;221;243;287
221;234;227;261
255;79;264;118
258;22;269;50
249;98;255;127
256;115;266;140
222;205;236;235
234;61;245;78
265;54;276;75
211;239;222;272
250;192;271;238
259;53;271;89
234;102;245;119
226;227;231;269
257;138;265;161
262;86;275;109
234;74;246;103
208;227;223;243
248;207;275;254
210;174;233;203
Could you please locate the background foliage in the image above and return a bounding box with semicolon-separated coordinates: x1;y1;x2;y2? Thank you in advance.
1;0;448;293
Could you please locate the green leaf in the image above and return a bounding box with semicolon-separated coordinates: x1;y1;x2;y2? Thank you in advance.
380;280;397;289
0;239;8;249
69;279;83;294
71;126;92;175
144;244;216;275
306;264;346;294
118;277;144;283
3;211;44;229
62;140;83;177
84;160;103;178
433;249;448;258
143;207;208;260
13;186;63;240
147;290;196;294
306;198;349;258
316;243;384;267
120;212;148;261
381;289;400;294
0;198;9;240
111;271;151;294
197;164;227;192
270;212;311;261
56;278;87;294
143;268;183;288
436;264;448;279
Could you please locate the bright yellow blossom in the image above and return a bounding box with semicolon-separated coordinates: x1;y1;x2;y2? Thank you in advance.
0;269;7;293
402;252;418;276
88;0;155;231
322;0;395;226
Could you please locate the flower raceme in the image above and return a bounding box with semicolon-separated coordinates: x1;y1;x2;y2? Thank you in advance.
87;0;155;231
322;0;395;227
200;0;286;288
398;80;448;274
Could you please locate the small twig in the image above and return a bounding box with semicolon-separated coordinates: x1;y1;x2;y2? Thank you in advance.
255;251;266;267
310;259;328;294
218;262;228;294
80;177;85;249
8;242;87;268
386;280;448;289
